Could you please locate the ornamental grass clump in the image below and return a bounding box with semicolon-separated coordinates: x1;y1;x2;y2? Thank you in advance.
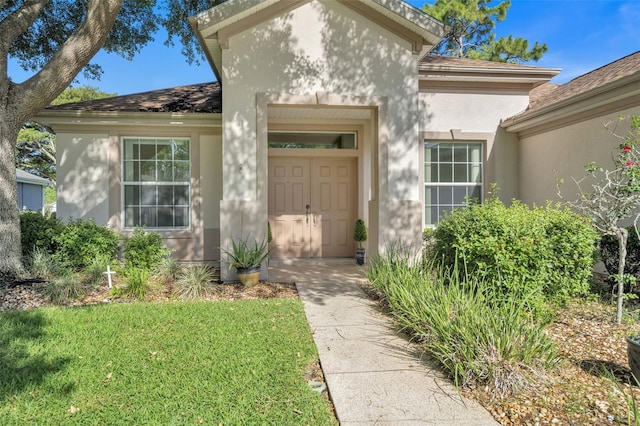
44;272;86;304
367;247;559;396
173;265;216;300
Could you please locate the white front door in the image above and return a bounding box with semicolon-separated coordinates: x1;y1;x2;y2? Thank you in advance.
268;157;356;258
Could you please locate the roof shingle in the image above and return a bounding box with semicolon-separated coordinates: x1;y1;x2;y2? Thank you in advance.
520;50;640;115
46;82;222;114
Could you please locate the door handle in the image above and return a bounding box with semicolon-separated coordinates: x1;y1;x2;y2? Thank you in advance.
305;204;310;224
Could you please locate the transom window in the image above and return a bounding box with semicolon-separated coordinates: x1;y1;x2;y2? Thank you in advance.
268;132;357;149
424;142;483;226
122;138;190;229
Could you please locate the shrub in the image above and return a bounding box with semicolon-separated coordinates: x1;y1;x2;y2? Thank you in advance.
119;268;150;300
432;197;598;310
173;265;215;300
20;211;62;256
600;226;640;280
44;273;86;303
123;228;168;271
367;248;558;395
54;218;119;270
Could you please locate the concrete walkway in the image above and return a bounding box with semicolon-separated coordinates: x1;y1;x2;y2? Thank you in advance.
269;259;498;426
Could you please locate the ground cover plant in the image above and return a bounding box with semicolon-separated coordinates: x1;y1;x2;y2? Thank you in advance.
367;246;558;396
365;247;640;424
0;300;336;425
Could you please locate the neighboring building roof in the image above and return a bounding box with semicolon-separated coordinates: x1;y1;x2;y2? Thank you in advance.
502;51;640;129
16;169;50;186
45;82;222;114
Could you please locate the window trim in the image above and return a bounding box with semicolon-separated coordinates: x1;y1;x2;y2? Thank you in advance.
120;137;191;231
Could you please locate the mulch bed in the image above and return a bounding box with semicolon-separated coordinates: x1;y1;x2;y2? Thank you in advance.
463;300;640;425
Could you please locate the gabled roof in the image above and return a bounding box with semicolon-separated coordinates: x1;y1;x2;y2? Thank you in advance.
190;0;446;81
45;82;221;113
17;169;50;186
502;51;640;132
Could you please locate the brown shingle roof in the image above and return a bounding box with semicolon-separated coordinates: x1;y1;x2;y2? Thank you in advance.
420;54;547;71
520;51;640;115
46;82;222;113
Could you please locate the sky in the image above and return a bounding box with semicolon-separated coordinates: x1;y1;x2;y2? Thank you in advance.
7;0;640;96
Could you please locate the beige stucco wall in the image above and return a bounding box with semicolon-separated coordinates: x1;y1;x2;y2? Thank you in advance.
56;132;111;224
200;134;223;260
419;90;530;202
55;127;223;262
220;0;424;262
518;106;639;207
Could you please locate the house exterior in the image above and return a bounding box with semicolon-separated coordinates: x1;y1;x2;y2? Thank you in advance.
16;169;50;213
31;0;639;278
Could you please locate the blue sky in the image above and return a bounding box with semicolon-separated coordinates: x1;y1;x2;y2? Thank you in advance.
7;0;640;96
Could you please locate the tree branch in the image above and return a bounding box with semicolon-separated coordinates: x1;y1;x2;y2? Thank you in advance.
13;0;123;122
0;0;48;53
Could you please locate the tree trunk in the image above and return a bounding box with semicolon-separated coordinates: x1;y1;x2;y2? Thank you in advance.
0;116;24;279
616;227;628;325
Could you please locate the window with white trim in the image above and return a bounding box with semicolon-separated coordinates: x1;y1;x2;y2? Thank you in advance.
122;138;190;228
424;141;482;226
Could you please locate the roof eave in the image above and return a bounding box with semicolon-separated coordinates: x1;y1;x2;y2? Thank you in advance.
31;110;223;131
501;73;640;133
419;65;560;88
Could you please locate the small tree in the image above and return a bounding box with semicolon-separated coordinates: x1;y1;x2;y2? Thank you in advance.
354;219;368;250
559;116;640;324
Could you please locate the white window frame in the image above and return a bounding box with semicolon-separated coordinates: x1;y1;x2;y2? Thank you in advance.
424;141;483;226
121;137;191;230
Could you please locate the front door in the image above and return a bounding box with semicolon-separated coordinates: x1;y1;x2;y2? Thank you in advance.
268;157;356;258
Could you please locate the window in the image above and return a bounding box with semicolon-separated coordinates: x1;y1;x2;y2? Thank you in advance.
424;142;482;226
122;138;190;228
268;132;357;149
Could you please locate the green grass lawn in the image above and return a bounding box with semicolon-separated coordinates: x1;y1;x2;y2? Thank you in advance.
0;299;337;425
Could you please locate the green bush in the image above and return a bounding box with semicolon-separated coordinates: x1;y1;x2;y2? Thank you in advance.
119;268;150;300
20;211;62;256
432;197;598;309
123;228;168;270
367;248;558;395
53;218;119;269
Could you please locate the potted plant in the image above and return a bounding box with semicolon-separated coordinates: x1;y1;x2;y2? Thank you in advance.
628;335;640;381
353;218;368;266
223;235;271;287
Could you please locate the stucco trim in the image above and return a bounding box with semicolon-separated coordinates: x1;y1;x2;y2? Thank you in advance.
32;111;222;131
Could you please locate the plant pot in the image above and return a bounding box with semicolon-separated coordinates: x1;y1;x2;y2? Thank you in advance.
355;249;365;266
236;265;261;287
627;336;640;380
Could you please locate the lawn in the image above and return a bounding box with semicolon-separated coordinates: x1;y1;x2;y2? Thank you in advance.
0;299;337;425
